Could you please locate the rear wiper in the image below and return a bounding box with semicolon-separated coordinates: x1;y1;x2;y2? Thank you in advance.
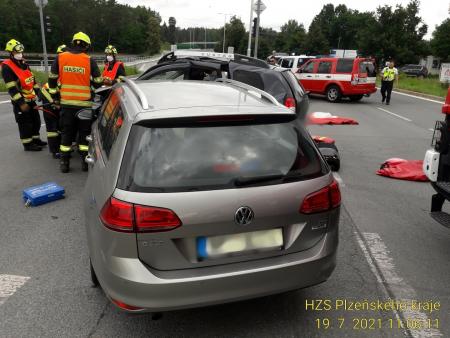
232;174;284;187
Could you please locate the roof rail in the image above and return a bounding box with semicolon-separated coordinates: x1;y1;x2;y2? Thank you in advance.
215;78;281;107
122;78;149;110
174;50;234;59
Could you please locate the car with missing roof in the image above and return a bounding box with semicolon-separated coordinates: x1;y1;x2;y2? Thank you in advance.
83;78;340;313
137;51;309;120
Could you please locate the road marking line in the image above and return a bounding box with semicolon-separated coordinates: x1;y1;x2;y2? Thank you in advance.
392;91;444;105
0;274;30;306
333;172;345;187
0;100;10;104
356;232;442;338
377;107;412;122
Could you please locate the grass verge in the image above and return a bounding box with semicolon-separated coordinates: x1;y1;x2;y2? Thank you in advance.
377;74;448;98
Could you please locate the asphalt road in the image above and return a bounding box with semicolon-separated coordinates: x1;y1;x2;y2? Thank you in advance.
0;90;448;338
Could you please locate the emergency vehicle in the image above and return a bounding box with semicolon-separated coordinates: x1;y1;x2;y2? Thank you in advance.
296;57;377;102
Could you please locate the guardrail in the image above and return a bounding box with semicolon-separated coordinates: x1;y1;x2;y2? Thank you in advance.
24;54;162;72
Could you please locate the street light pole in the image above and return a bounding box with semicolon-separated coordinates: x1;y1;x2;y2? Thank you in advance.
37;0;49;73
254;0;261;59
222;15;227;53
247;0;254;57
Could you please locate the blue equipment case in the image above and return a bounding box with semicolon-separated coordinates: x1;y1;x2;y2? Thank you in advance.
23;182;65;206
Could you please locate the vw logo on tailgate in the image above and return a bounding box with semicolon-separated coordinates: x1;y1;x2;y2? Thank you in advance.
235;206;254;225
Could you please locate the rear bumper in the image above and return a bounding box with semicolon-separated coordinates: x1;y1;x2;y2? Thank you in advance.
342;86;377;96
94;226;338;312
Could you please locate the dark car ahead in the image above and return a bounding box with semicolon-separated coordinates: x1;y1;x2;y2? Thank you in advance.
400;64;428;78
137;51;309;120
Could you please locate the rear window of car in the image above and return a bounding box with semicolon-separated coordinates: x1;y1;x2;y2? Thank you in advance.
233;69;290;104
117;120;325;192
359;61;376;76
284;70;305;95
336;59;354;73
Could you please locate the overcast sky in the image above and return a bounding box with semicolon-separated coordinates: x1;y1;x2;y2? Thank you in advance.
118;0;448;39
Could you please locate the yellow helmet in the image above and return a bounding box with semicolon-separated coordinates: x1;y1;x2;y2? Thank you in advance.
56;44;67;54
72;32;91;45
5;39;24;53
104;45;118;55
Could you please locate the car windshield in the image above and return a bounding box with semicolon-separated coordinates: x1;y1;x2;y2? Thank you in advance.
118;120;325;192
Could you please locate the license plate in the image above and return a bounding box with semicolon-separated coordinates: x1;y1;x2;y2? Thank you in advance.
197;228;283;259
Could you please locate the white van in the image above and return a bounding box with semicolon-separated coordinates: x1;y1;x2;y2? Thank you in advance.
278;55;316;73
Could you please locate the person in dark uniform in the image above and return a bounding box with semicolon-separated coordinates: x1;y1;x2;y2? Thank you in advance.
102;45;126;86
1;39;46;151
380;61;398;105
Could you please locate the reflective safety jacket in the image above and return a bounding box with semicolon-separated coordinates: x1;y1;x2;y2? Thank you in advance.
382;67;397;82
40;83;53;104
102;61;125;83
58;52;92;107
1;59;37;103
48;48;103;108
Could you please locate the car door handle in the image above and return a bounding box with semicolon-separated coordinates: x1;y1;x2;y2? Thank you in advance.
306;75;312;78
326;75;332;78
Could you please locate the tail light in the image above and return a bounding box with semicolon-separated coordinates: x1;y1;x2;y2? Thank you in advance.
300;180;341;214
100;197;182;232
100;197;134;232
135;205;181;232
284;97;296;111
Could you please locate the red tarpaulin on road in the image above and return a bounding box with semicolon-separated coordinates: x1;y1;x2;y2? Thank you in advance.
376;158;428;182
313;136;335;144
308;112;359;125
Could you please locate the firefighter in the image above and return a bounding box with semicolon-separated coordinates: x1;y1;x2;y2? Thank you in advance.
381;61;398;105
56;44;67;54
102;45;126;86
1;39;46;151
48;32;103;173
36;45;67;159
38;83;60;158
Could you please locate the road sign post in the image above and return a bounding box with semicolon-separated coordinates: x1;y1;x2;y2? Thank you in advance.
247;0;254;57
253;0;266;59
35;0;49;73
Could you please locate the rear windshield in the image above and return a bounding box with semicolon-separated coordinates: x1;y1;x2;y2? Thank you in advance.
118;121;325;192
233;69;290;104
359;61;376;76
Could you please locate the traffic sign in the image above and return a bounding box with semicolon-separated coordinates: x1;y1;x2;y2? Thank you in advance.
34;0;48;7
253;1;266;14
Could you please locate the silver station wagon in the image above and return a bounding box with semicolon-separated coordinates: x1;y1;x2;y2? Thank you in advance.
83;78;340;313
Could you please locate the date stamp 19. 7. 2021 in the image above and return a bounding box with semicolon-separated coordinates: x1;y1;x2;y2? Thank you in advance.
306;299;441;331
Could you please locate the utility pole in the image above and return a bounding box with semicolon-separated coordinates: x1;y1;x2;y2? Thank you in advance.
218;13;233;53
247;0;254;57
35;0;49;73
222;15;227;53
254;0;261;59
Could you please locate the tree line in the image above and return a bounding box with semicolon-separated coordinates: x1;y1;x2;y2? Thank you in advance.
2;0;450;65
207;1;431;65
0;0;161;55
